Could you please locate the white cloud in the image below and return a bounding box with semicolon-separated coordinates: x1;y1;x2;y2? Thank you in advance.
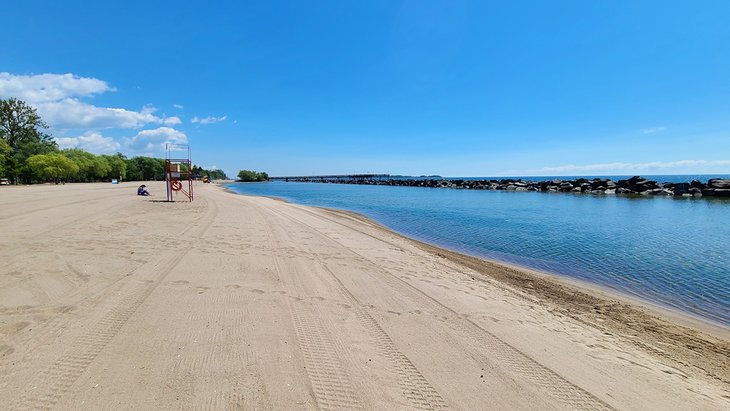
192;115;227;125
36;99;169;129
163;116;182;125
173;103;184;109
55;131;121;154
643;126;666;134
127;127;188;153
0;72;174;130
0;72;112;103
508;160;730;175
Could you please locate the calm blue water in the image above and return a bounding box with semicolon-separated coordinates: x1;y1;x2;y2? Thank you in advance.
226;181;730;326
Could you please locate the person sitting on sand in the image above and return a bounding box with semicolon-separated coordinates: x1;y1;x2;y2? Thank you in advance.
137;184;151;196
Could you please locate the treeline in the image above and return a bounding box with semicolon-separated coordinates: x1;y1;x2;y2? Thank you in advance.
0;98;227;184
237;170;269;182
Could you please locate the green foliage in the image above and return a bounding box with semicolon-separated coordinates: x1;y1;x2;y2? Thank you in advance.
192;165;228;180
0;98;58;183
125;156;165;181
0;139;10;177
237;170;269;182
208;169;228;180
102;153;127;180
26;153;79;182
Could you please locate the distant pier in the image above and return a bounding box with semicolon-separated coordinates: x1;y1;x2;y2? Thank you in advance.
270;174;390;182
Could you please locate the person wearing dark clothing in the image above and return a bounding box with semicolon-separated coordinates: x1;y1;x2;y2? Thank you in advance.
137;185;151;196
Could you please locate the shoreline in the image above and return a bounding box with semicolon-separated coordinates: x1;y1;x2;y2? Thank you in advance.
222;183;728;336
319;205;730;338
221;186;730;386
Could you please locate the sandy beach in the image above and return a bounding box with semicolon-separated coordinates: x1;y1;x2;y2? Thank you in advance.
0;182;728;410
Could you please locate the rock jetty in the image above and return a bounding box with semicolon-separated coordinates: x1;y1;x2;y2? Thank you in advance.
282;176;730;198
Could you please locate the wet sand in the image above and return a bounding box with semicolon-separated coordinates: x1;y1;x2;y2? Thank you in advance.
0;181;728;409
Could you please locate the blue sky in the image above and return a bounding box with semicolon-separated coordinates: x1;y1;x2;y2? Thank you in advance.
1;1;729;177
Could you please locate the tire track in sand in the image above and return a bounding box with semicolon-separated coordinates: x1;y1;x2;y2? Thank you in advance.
321;263;447;410
277;204;614;410
249;201;362;410
10;197;217;411
260;202;445;410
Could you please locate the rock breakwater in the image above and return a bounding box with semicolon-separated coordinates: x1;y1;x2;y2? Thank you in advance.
283;176;730;198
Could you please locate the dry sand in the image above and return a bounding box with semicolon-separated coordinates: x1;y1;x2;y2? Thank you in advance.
0;181;728;410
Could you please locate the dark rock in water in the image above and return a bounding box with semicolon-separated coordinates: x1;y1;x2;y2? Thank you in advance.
673;182;690;195
616;187;633;194
633;180;656;191
688;187;702;195
715;189;730;197
702;189;716;196
559;182;573;192
708;179;730;189
690;180;705;189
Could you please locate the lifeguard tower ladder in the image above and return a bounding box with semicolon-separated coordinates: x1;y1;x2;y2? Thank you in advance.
164;144;194;202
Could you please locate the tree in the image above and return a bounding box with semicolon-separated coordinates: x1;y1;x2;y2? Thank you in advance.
0;98;58;184
192;165;228;180
62;148;97;181
102;153;127;181
26;153;79;182
0;139;10;177
125;156;165;181
208;169;228;180
93;155;112;180
237;170;269;182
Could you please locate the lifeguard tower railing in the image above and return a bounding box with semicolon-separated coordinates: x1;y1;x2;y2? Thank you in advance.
164;144;194;202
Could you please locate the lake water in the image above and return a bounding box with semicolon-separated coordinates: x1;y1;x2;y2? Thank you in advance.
225;180;730;326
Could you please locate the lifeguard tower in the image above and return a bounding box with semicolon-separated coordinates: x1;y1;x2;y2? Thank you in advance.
164;144;194;202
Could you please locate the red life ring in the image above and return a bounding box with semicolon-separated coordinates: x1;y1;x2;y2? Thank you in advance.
170;179;183;191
